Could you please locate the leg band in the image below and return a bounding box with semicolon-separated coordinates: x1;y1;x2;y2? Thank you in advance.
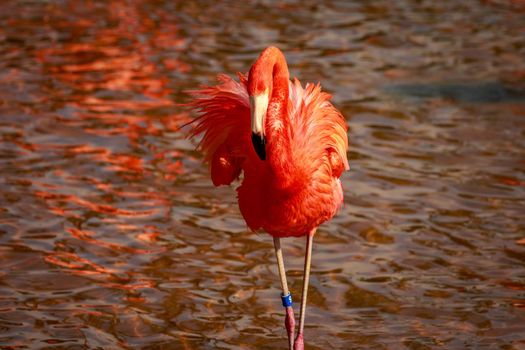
281;292;292;307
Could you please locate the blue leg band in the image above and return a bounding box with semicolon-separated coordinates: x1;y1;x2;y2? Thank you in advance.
281;292;292;307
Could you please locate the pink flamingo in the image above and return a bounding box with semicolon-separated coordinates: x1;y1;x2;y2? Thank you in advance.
188;46;349;349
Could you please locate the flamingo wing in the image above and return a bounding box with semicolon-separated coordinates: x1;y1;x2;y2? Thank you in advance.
188;75;348;186
188;74;250;186
288;78;349;179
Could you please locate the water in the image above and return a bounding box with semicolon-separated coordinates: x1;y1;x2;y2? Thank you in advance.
1;1;524;349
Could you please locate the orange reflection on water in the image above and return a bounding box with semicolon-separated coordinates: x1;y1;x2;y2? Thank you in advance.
44;251;116;276
36;0;190;166
35;190;158;218
66;144;145;175
44;250;157;294
68;228;162;255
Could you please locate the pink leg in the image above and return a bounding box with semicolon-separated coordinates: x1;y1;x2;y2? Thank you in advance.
273;237;295;350
293;229;315;350
285;305;295;348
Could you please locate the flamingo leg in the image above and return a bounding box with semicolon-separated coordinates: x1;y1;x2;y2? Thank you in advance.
273;236;295;350
293;229;315;350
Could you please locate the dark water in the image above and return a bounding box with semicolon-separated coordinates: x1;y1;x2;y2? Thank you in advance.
1;1;524;349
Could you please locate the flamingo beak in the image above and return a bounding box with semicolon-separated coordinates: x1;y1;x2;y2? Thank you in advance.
250;90;269;161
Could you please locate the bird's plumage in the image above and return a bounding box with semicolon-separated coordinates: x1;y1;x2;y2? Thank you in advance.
188;47;348;349
188;72;348;237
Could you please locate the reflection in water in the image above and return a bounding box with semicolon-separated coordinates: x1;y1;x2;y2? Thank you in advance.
0;0;524;349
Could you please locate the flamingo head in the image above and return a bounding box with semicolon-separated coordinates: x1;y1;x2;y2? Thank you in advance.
248;64;271;161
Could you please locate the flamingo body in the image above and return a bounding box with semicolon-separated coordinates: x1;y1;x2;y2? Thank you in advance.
188;47;348;349
189;48;348;238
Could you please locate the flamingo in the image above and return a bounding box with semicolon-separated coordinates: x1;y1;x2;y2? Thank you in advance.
188;46;349;350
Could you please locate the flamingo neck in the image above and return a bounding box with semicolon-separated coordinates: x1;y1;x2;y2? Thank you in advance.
248;47;296;189
263;51;294;189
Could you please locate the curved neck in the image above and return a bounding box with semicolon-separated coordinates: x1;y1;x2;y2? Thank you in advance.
248;47;296;189
267;63;293;188
264;49;291;145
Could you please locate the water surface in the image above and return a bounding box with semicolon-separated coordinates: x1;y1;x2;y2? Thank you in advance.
0;1;524;349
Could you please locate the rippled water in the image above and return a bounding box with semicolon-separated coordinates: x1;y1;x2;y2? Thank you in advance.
1;1;524;349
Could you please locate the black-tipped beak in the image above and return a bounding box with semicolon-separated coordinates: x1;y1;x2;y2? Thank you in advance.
251;132;266;160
